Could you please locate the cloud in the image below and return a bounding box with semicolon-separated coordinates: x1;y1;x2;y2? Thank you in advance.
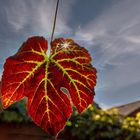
0;0;75;66
73;0;140;107
125;35;140;44
3;0;74;36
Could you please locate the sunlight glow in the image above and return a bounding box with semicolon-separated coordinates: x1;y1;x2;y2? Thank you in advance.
62;42;70;48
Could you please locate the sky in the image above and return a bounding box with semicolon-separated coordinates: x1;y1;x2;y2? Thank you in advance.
0;0;140;109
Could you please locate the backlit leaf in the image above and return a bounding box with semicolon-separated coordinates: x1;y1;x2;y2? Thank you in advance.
1;36;97;136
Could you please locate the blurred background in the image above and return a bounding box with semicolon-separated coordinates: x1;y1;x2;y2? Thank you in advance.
0;0;140;139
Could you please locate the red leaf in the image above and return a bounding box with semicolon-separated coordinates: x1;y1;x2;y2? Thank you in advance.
1;36;97;136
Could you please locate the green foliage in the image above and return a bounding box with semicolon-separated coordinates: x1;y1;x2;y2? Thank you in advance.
0;101;140;140
66;105;140;140
0;99;30;122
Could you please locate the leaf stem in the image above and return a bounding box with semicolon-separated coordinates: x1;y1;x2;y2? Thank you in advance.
51;0;60;42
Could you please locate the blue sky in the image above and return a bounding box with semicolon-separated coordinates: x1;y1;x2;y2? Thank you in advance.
0;0;140;109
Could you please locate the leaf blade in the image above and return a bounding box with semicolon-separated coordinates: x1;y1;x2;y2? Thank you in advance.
1;36;97;136
1;37;48;108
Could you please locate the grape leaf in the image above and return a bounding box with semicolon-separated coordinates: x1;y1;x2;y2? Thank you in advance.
1;36;97;136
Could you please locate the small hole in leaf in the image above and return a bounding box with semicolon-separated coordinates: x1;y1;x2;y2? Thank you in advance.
60;87;70;98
